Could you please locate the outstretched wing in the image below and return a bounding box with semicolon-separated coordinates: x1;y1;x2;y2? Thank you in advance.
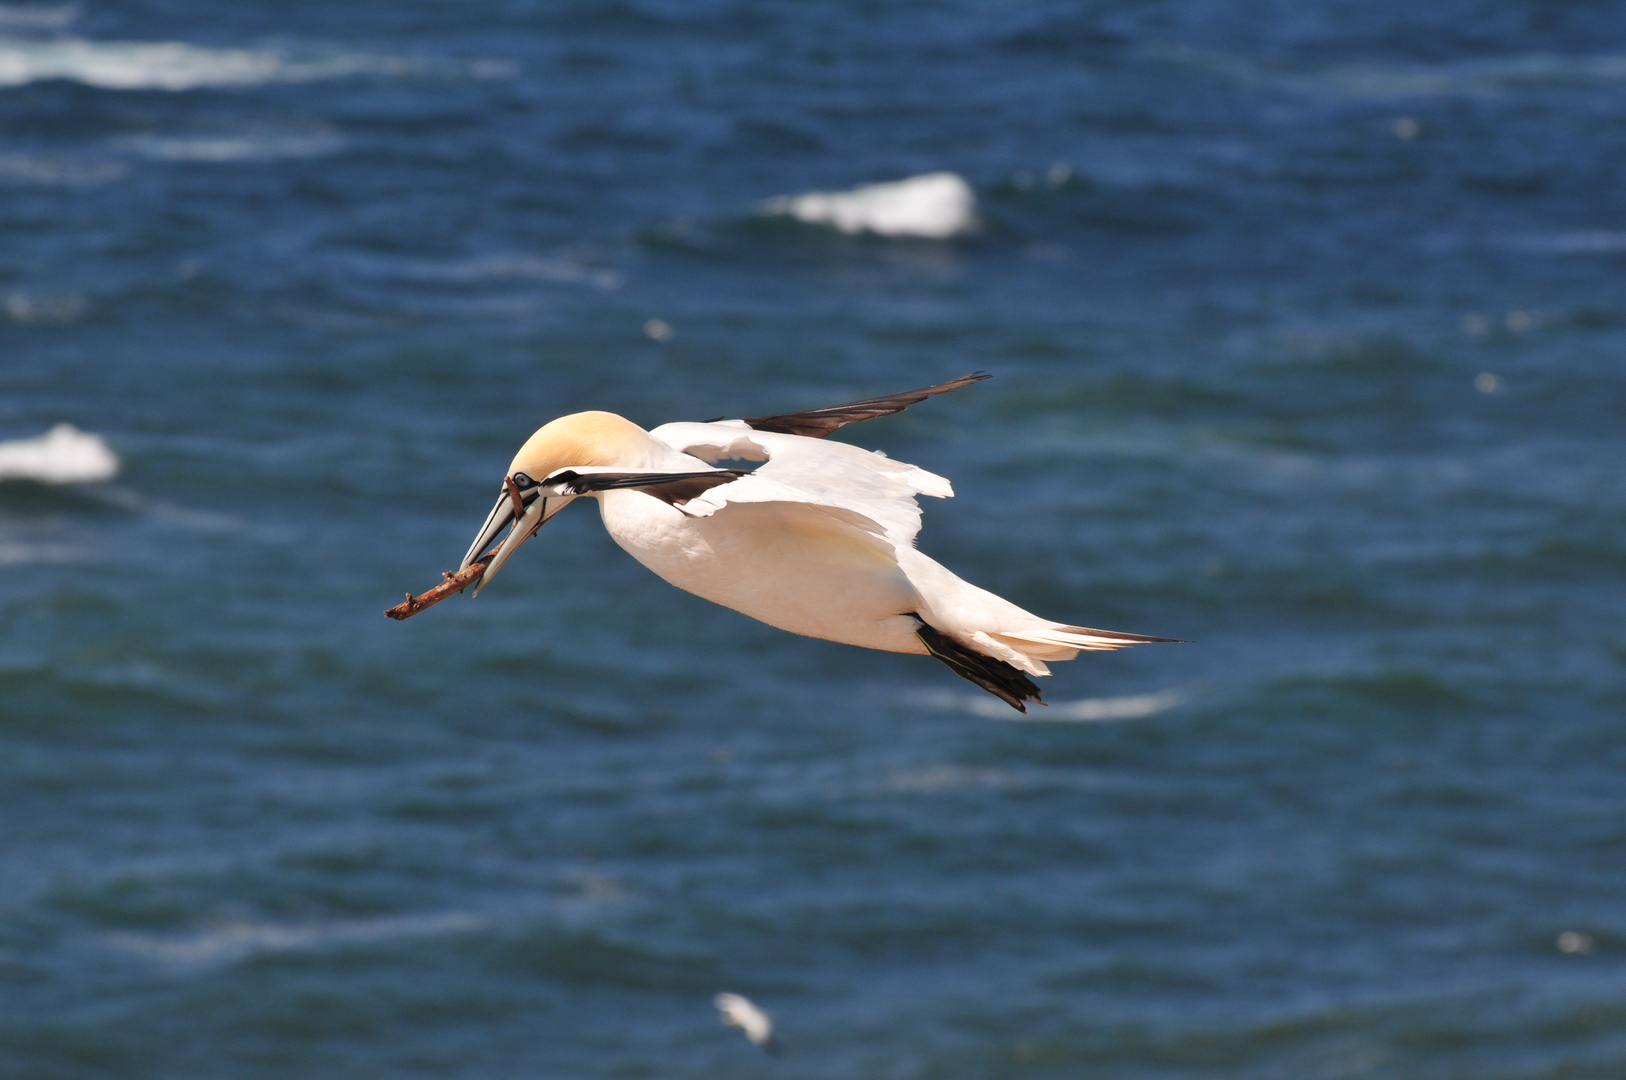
646;420;952;550
731;372;989;439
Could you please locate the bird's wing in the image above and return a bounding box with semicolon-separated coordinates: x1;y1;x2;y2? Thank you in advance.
724;372;989;439
647;420;952;550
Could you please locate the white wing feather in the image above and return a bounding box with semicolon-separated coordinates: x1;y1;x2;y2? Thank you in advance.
648;420;951;551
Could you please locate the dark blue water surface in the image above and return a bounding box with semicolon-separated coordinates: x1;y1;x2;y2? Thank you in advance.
3;2;1626;1077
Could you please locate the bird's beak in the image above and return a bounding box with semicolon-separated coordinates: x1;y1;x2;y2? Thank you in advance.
461;476;568;596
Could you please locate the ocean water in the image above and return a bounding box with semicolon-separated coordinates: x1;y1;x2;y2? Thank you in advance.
2;2;1625;1077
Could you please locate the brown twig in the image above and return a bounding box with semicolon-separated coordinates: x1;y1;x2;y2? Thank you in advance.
384;551;495;621
504;474;526;520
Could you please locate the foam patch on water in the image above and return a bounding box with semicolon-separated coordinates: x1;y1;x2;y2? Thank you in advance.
107;911;486;967
0;36;510;91
0;424;117;483
921;688;1185;722
762;171;976;238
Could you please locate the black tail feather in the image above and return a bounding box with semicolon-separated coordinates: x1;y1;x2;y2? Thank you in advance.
915;620;1043;714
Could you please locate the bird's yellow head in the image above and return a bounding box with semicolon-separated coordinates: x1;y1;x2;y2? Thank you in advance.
506;410;651;481
459;410;655;595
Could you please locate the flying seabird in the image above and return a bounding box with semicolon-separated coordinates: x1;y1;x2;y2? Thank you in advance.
714;992;781;1054
458;373;1178;712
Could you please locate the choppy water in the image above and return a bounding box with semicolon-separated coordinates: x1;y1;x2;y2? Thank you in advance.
3;2;1625;1077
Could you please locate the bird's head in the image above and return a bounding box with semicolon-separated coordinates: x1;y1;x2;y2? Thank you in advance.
460;410;651;593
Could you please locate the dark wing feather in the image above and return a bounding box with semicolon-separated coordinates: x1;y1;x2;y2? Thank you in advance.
549;469;747;506
739;372;990;439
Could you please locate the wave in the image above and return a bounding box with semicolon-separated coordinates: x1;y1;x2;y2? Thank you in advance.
883;765;1022;793
339;251;623;290
118;129;345;163
0;540;86;564
0;3;78;31
3;290;86;322
1499;231;1626;254
761;171;976;239
919;688;1185;722
106;911;486;967
0;152;124;186
0;36;511;91
0;424;117;484
1151;44;1626;100
496;926;718;991
1321;52;1626;99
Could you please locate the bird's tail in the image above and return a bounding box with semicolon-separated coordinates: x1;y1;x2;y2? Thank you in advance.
901;549;1182;711
995;624;1183;662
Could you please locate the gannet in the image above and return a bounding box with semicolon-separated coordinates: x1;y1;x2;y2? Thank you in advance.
714;992;780;1054
460;374;1177;712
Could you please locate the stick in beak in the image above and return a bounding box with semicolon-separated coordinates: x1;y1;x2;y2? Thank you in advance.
504;474;526;520
384;551;497;620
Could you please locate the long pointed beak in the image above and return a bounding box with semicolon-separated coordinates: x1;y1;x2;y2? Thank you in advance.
462;478;573;596
471;491;548;596
461;483;519;571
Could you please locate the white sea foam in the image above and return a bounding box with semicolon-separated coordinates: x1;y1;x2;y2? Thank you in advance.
923;688;1185;722
0;36;427;90
762;171;976;238
120;130;345;163
107;911;486;966
0;424;117;483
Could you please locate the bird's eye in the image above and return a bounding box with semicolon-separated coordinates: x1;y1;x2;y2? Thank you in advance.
511;473;536;489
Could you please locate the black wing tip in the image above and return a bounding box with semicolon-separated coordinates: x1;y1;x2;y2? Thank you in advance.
738;371;993;439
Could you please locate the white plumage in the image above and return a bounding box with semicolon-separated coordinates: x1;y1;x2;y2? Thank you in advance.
714;992;778;1053
458;374;1176;711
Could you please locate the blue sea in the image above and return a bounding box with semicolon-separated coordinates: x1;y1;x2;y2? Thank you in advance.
3;2;1625;1077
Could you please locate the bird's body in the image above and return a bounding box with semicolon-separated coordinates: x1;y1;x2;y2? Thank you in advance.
457;375;1176;711
600;487;924;653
